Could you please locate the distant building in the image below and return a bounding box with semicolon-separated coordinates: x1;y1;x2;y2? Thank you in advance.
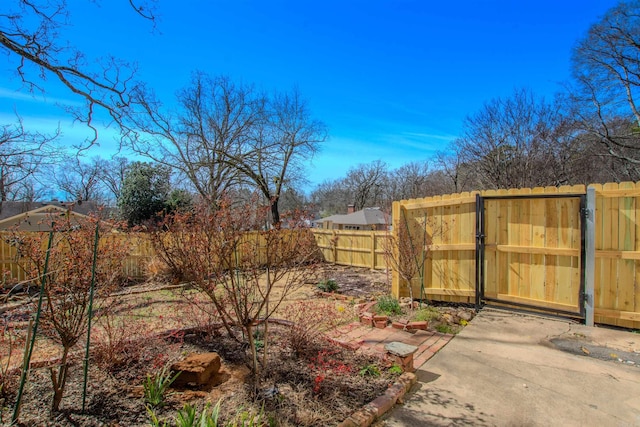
315;206;390;231
0;201;101;231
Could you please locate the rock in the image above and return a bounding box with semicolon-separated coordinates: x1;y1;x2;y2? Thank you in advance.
441;313;455;324
458;310;473;322
171;352;221;387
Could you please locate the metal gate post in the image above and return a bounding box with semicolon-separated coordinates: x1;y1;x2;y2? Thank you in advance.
475;193;484;310
584;187;596;326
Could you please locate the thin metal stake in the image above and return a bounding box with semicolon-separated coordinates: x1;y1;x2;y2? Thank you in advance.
82;223;100;412
12;228;54;424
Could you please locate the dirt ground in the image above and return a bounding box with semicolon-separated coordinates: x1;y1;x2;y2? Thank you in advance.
0;264;405;426
0;263;478;426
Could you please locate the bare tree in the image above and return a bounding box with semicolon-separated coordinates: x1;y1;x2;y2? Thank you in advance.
435;143;478;193
0;117;59;204
456;89;571;189
386;160;431;201
228;88;327;224
311;160;389;215
54;157;106;202
126;75;258;206
569;1;640;170
97;156;130;204
126;75;327;224
1;1;155;147
310;179;353;216
345;160;389;210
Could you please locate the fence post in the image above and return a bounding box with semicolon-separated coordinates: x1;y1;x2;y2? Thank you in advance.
585;187;596;327
391;201;400;298
370;231;376;269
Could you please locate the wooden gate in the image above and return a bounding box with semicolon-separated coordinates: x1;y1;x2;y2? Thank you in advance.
476;193;586;317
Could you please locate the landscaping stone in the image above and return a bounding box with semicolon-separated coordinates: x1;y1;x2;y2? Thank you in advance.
458;309;474;322
171;352;221;386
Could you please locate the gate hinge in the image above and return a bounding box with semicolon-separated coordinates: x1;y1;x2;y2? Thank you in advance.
580;207;591;220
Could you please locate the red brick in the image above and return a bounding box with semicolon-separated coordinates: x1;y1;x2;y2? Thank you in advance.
407;321;428;330
360;301;377;314
391;321;407;330
385;383;407;402
336;418;359;427
399;372;417;391
374;320;387;329
430;338;452;354
366;394;396;417
360;313;373;327
420;334;441;348
344;408;375;427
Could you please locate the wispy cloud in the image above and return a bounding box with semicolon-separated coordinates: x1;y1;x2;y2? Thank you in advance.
0;87;84;107
401;132;457;142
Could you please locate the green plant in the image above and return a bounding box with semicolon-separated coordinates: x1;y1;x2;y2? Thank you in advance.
143;365;181;408
231;405;270;427
436;324;456;334
358;364;381;377
146;405;169;427
388;364;403;375
175;401;222;427
317;279;338;293
413;306;440;322
375;295;402;316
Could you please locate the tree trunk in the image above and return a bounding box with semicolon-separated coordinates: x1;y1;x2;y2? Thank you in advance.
246;323;260;394
50;346;70;412
270;197;280;226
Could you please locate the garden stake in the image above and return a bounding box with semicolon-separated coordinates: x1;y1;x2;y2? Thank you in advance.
12;228;54;424
82;223;100;413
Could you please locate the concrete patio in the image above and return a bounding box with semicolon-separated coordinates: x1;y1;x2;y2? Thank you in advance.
380;308;640;426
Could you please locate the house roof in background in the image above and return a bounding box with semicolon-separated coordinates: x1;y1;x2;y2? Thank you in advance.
0;202;99;231
0;201;100;221
317;207;389;226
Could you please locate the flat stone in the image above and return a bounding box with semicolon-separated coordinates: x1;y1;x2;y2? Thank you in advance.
171;352;221;386
384;341;418;357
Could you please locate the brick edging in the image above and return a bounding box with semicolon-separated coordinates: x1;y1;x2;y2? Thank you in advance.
337;372;417;427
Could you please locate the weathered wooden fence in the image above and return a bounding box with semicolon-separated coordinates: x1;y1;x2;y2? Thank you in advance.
312;229;389;270
392;182;640;330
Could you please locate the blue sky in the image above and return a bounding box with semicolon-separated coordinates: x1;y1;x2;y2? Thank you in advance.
0;0;619;190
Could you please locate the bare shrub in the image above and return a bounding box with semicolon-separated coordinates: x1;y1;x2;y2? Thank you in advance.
13;215;131;411
280;300;352;358
150;197;322;387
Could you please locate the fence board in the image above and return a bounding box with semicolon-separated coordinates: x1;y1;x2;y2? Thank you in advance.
311;229;389;270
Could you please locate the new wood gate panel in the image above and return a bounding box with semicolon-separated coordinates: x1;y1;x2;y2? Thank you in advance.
481;194;584;316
